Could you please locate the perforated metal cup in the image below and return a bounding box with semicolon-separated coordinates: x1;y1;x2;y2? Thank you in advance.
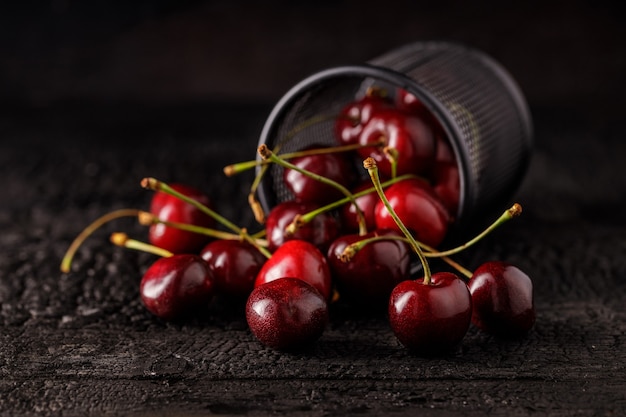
256;41;533;228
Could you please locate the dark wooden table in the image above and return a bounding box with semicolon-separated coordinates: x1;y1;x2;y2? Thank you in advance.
1;97;624;416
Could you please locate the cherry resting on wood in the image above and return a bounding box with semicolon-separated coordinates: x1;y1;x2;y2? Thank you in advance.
200;239;267;298
140;254;215;320
246;278;329;350
149;183;215;254
468;261;535;338
388;271;472;354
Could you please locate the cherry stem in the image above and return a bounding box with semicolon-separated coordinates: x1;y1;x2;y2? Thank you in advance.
383;146;399;179
140;177;272;259
424;203;523;258
137;211;269;247
363;157;432;284
258;144;368;235
110;232;174;258
60;208;142;273
224;141;384;177
289;174;420;231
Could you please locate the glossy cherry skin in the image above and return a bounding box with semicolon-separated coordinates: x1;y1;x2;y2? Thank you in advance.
255;239;332;300
374;178;451;248
246;278;329;350
283;146;357;205
140;254;215;320
467;261;535;338
335;92;393;146
265;200;340;253
357;108;436;178
432;161;461;218
200;239;267;298
339;180;380;233
388;272;472;354
327;229;410;305
149;183;215;254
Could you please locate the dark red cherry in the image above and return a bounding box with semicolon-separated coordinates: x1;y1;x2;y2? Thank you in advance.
255;240;332;300
467;261;535;338
149;183;215;254
357;108;436;177
327;229;410;305
388;272;472;354
432;161;461;218
339;180;380;233
335;91;393;146
200;239;267;298
265;200;340;253
374;178;451;248
283;146;356;205
246;278;329;350
140;254;215;320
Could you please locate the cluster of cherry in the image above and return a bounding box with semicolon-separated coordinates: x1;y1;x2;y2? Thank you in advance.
61;87;535;355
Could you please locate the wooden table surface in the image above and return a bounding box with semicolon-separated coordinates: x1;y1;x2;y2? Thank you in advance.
1;3;625;416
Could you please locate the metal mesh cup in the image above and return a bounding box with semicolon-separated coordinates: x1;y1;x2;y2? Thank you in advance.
256;41;533;229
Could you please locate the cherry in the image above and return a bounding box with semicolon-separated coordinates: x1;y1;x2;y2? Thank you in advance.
283;146;357;205
335;89;393;146
432;161;461;218
140;254;215;320
327;229;410;305
374;177;451;248
357;108;436;178
339;180;380;233
255;239;332;300
388;272;472;354
265;200;340;253
246;278;329;350
149;183;216;254
467;261;535;338
200;239;267;298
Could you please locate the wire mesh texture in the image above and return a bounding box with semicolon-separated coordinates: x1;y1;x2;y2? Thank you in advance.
257;41;533;226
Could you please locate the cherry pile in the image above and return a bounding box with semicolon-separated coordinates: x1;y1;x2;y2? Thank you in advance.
61;87;535;355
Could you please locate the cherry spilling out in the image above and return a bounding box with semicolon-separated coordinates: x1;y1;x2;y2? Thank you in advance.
60;86;534;355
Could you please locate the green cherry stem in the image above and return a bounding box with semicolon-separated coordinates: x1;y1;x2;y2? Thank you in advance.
110;232;174;258
136;211;269;247
422;203;523;258
140;177;272;258
364;157;432;285
60;208;142;273
383;146;399;179
258;143;368;235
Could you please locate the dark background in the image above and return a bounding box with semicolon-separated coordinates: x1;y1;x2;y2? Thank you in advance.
1;2;625;416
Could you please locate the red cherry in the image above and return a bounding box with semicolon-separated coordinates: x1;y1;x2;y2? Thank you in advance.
467;261;535;338
374;178;451;247
339;180;379;233
335;92;393;146
283;146;357;205
140;254;215;320
388;272;472;354
149;183;215;254
200;239;267;298
327;229;410;305
255;240;332;300
432;161;461;217
246;278;329;350
357;108;436;177
265;201;340;253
